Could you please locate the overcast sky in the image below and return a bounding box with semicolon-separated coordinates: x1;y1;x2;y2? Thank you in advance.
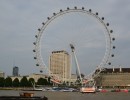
0;0;130;76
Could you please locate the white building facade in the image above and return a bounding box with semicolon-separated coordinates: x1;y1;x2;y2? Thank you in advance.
49;50;71;82
0;71;5;78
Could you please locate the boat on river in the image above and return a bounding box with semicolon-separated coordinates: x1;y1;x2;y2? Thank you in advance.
80;86;96;93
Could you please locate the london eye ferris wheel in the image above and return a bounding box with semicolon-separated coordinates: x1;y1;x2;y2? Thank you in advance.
33;6;115;84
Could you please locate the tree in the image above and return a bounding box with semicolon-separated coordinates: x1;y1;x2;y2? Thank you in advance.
20;76;29;87
47;77;53;86
4;77;12;87
0;77;5;87
28;78;35;87
37;78;48;85
12;78;19;87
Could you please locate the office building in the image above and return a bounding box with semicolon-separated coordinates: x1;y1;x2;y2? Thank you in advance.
13;66;19;76
0;71;5;78
95;67;130;88
49;50;71;82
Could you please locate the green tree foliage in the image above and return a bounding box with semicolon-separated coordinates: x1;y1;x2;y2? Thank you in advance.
0;77;5;87
28;78;35;87
20;76;29;87
12;78;19;87
47;77;53;86
4;77;12;87
37;78;48;85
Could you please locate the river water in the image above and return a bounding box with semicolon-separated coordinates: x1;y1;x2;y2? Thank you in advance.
0;90;130;100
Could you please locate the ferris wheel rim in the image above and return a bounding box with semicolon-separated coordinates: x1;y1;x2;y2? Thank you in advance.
33;6;115;81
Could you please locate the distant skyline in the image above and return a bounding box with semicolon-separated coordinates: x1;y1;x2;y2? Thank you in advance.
0;0;130;76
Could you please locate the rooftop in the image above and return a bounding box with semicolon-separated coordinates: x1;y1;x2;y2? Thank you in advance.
101;68;130;73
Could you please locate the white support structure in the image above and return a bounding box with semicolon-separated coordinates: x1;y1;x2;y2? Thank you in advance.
70;44;82;84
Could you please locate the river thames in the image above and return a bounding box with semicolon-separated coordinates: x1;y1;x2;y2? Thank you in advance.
0;90;130;100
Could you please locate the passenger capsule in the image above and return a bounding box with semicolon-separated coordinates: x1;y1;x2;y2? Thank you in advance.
60;9;62;12
108;62;111;65
74;6;77;9
33;50;36;52
40;70;43;73
36;64;39;66
111;54;114;57
35;35;38;38
47;17;50;20
34;57;37;59
38;28;41;31
112;38;115;41
53;13;56;16
96;12;98;15
110;30;113;33
82;7;84;10
33;42;36;45
89;9;92;12
113;46;116;49
102;17;104;20
42;22;45;25
106;23;109;26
